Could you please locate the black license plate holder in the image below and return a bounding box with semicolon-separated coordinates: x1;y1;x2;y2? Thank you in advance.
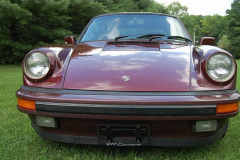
97;124;149;146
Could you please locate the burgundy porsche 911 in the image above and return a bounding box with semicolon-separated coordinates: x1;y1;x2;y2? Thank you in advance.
16;13;239;147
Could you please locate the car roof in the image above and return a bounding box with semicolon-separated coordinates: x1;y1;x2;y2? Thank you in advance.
93;12;177;19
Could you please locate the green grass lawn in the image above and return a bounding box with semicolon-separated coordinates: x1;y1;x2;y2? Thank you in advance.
0;61;240;160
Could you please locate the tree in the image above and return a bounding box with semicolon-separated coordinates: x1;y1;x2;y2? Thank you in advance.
146;0;169;13
217;35;231;51
23;0;72;44
167;2;188;17
226;0;240;58
0;0;109;64
0;0;72;64
180;15;203;42
68;0;109;35
0;0;33;64
97;0;168;13
96;0;120;12
199;15;225;42
181;14;228;45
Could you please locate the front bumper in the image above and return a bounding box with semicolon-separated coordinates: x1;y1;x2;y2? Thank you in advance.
16;86;240;146
31;121;228;147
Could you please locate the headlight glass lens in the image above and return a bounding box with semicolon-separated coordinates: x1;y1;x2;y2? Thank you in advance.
206;53;235;82
24;52;50;79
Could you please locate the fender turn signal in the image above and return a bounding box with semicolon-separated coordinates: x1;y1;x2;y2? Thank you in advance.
18;98;36;110
216;102;239;114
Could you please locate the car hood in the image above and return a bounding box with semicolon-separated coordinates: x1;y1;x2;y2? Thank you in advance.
63;41;191;91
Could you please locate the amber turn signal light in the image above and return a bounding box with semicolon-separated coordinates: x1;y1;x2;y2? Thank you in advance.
18;98;36;110
216;102;239;114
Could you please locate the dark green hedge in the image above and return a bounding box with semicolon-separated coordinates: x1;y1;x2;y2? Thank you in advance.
0;0;239;64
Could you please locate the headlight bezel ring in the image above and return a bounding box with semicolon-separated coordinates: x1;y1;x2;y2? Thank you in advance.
23;50;56;83
201;51;237;85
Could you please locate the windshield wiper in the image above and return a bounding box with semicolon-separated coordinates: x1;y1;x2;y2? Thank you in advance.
115;34;166;41
115;35;130;41
150;35;192;42
137;34;165;39
137;34;166;41
167;36;192;42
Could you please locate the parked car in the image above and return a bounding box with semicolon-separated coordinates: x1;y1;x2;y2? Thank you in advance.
16;13;239;147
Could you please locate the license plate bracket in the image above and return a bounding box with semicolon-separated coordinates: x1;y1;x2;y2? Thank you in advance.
97;124;149;146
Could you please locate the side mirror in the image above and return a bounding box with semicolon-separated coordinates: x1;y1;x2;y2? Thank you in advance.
64;36;77;44
200;37;215;46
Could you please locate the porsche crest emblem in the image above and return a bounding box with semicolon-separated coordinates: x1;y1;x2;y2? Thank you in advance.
122;76;131;82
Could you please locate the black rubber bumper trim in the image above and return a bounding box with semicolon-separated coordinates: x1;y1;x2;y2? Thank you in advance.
20;86;239;96
36;101;216;115
31;122;228;147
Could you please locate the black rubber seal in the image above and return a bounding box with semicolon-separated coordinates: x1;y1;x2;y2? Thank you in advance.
36;101;216;116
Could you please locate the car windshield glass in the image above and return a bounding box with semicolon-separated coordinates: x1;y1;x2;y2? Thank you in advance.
80;14;190;42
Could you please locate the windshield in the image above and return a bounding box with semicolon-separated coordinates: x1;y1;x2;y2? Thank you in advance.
79;14;190;42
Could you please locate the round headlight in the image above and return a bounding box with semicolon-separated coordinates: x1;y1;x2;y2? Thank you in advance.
24;52;50;79
206;53;235;82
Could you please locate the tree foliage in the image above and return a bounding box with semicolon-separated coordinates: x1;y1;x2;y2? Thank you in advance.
0;0;169;64
167;2;188;17
0;0;239;64
0;0;73;64
0;0;33;64
180;15;203;42
226;0;240;58
200;15;225;40
180;14;229;46
67;0;109;35
217;35;231;51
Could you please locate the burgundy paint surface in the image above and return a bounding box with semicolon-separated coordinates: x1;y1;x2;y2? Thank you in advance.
64;36;77;44
200;37;215;46
63;41;191;91
23;45;74;89
22;40;237;91
190;46;237;91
